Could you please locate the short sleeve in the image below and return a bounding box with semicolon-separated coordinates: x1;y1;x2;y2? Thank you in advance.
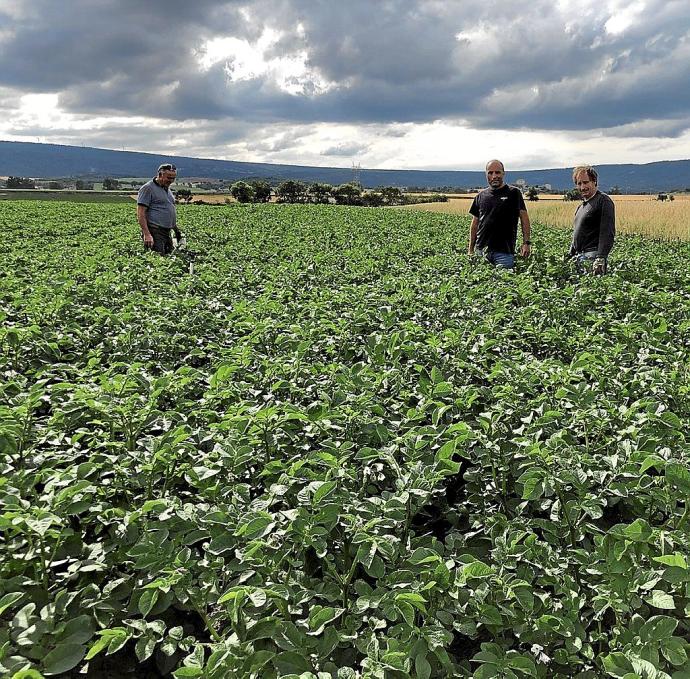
517;190;527;211
469;196;480;217
137;184;151;207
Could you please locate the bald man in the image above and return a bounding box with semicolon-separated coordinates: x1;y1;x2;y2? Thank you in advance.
468;160;531;269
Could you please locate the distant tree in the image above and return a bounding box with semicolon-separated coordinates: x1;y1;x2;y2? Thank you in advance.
332;182;362;206
48;181;65;190
657;193;668;202
175;188;193;203
308;182;333;204
526;186;539;201
276;180;308;203
230;181;255;203
563;188;580;201
669;194;675;201
609;185;622;195
249;179;272;203
6;176;35;189
380;186;404;205
361;191;384;207
75;180;93;190
102;177;119;190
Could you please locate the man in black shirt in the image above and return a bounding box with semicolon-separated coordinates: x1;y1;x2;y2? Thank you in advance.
567;165;615;275
468;159;531;269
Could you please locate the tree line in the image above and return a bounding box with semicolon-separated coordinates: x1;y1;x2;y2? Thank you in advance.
228;179;447;206
3;177;101;190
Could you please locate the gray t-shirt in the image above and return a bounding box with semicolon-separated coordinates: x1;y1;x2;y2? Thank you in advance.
137;179;176;229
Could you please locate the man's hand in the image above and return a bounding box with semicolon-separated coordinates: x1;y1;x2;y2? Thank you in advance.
520;243;531;257
592;257;606;275
142;229;154;249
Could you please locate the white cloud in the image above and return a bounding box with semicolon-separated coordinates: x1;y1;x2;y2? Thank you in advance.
196;29;338;96
605;1;646;35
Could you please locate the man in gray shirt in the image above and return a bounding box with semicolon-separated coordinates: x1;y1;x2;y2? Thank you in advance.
567;165;615;275
137;163;180;254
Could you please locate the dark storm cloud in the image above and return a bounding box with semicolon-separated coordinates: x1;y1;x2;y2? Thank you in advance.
2;0;690;137
0;0;251;91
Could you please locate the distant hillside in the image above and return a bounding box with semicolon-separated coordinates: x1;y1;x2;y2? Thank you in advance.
1;140;689;192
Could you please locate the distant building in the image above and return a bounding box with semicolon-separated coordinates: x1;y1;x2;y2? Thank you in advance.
515;178;527;188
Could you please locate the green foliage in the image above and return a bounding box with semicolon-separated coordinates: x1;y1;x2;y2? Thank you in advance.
5;176;35;189
361;191;384;207
398;192;448;206
230;181;255;203
175;188;193;203
332;183;362;205
308;182;333;204
380;186;404;205
102;177;119;190
277;180;309;203
1;201;690;678
250;179;272;203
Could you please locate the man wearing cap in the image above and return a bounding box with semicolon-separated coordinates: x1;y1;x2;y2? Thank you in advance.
137;164;181;255
567;165;615;275
468;159;531;269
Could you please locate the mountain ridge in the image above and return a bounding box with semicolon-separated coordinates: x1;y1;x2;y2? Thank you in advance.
1;140;689;192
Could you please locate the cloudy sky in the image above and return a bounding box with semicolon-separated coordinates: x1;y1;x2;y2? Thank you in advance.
1;0;690;170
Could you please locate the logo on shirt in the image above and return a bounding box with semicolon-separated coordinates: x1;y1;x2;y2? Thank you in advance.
500;197;508;201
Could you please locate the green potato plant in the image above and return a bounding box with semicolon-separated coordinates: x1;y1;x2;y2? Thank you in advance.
0;202;689;678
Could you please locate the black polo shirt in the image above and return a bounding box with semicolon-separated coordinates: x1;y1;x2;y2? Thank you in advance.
469;184;526;254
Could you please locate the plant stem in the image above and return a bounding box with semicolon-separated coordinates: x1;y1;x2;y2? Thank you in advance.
192;598;223;643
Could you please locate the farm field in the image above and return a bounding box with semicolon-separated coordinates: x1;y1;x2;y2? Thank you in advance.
138;193;236;205
0;190;134;204
404;194;690;240
1;201;690;678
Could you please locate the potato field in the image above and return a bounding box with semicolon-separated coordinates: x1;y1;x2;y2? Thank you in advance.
1;201;690;679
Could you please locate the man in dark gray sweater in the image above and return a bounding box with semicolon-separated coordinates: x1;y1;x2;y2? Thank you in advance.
567;165;615;275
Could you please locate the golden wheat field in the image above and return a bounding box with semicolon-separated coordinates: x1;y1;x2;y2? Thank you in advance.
403;194;690;240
